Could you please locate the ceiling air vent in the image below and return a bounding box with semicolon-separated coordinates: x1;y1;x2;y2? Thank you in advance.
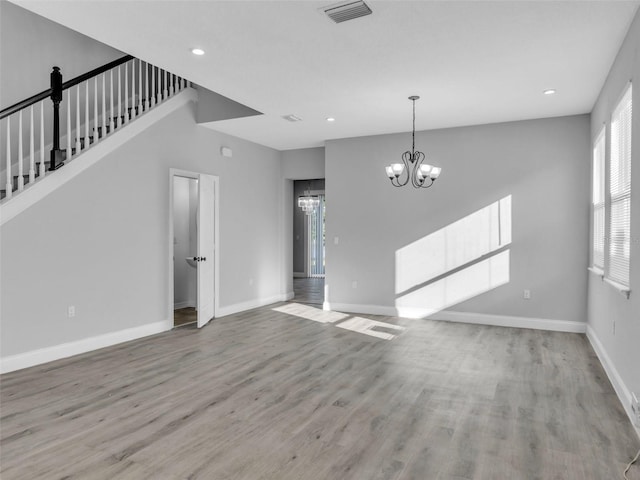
282;114;303;122
323;0;372;24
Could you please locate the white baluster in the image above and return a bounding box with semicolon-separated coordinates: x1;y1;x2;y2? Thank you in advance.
85;81;90;148
162;70;169;100
17;110;24;191
5;118;12;199
145;62;149;110
151;66;155;107
39;102;45;178
94;76;99;144
130;60;135;119
75;86;81;153
138;59;142;115
117;65;122;128
124;62;129;124
67;90;72;157
109;70;114;132
29;105;35;183
102;73;107;138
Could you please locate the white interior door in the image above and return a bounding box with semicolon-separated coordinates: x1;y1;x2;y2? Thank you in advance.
197;174;215;328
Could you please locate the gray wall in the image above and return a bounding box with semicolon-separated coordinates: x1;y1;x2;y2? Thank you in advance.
282;147;325;180
0;102;288;356
325;115;590;322
588;8;640;420
0;0;123;108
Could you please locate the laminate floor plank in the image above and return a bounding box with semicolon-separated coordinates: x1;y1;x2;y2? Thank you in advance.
1;302;638;479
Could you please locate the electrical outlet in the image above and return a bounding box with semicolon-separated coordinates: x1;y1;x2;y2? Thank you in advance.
632;392;640;426
67;306;75;318
523;289;531;300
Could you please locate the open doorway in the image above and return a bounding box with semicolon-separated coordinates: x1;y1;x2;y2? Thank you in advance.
169;169;219;329
293;179;325;305
173;176;198;327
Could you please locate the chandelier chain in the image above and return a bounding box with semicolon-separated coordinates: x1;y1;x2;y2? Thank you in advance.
412;98;416;156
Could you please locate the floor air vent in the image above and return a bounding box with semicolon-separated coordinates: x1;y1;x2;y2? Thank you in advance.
323;0;372;23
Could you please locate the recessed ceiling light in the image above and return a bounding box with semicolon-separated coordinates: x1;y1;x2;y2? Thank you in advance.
191;48;205;56
326;117;335;122
543;89;556;95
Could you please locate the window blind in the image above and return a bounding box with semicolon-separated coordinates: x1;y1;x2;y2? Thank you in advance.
608;84;632;287
592;129;605;270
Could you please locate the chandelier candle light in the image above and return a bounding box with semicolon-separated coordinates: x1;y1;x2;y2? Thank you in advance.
385;96;441;188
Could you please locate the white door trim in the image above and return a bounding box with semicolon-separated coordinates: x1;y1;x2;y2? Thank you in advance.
168;168;220;326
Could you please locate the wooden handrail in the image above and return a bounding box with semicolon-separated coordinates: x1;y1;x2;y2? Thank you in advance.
0;89;50;120
0;55;133;120
62;55;133;91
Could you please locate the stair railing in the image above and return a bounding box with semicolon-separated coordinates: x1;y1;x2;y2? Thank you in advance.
1;55;189;201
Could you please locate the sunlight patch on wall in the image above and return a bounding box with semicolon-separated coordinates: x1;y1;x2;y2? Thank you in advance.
396;250;510;318
272;303;348;324
394;195;512;318
395;196;511;295
335;317;406;340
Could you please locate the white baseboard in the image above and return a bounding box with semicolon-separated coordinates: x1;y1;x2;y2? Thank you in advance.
324;302;396;316
1;88;198;226
430;310;587;333
217;292;294;318
323;303;586;333
0;320;173;374
174;301;195;310
586;326;640;439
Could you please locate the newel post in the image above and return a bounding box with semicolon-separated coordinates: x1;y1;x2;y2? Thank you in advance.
49;66;65;170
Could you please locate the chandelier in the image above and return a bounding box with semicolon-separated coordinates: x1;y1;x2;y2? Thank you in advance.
385;96;441;188
298;184;320;215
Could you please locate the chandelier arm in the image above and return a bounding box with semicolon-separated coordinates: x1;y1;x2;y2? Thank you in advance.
395;151;411;186
410;151;426;188
420;178;435;189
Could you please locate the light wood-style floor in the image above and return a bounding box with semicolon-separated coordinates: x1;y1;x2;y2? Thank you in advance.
293;277;324;305
1;303;638;479
174;307;197;327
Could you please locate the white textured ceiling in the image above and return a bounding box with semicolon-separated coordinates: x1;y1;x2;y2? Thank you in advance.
12;0;640;151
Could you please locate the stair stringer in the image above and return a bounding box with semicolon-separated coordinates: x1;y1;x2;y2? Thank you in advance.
0;87;198;226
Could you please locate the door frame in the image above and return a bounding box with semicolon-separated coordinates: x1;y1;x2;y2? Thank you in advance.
168;168;220;326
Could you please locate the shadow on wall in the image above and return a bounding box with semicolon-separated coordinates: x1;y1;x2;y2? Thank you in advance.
395;195;512;318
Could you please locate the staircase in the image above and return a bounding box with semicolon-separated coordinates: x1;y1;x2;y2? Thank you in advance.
1;55;189;201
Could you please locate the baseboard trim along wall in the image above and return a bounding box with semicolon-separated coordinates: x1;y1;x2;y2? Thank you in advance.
293;272;306;278
431;310;587;333
586;326;640;440
0;320;173;374
217;292;295;318
324;303;586;333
